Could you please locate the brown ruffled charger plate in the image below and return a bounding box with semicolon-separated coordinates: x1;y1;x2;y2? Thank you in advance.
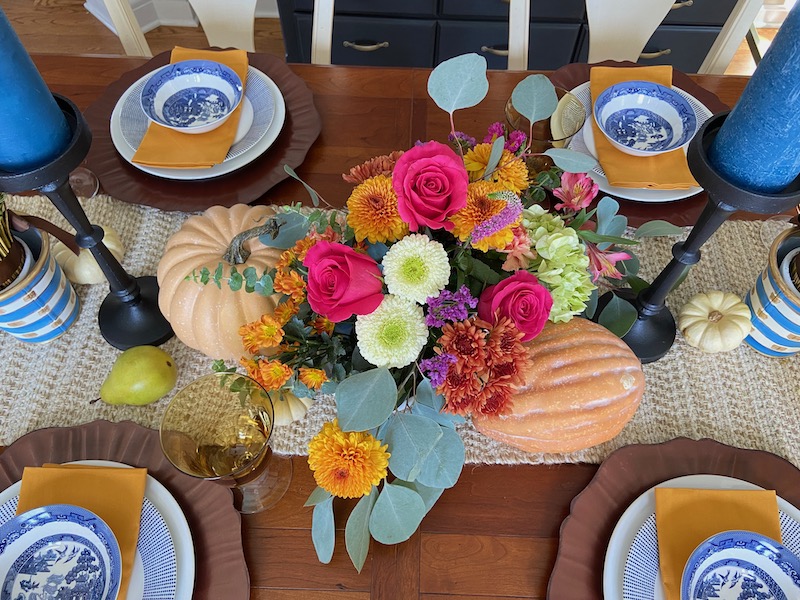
0;420;250;600
84;52;321;212
547;437;800;599
547;61;730;228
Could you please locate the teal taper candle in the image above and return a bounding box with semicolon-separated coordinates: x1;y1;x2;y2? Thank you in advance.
708;2;800;194
0;8;71;172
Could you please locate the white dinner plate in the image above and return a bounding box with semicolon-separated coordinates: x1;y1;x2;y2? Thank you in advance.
110;65;286;181
603;474;800;600
567;82;713;203
0;460;195;600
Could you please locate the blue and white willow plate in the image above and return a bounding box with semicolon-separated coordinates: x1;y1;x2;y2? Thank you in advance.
0;504;121;600
567;81;712;204
682;530;800;600
602;474;800;600
0;460;194;600
110;65;286;181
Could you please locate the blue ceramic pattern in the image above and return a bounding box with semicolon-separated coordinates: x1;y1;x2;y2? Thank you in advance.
0;494;178;600
594;81;697;151
141;59;243;128
681;531;800;600
622;511;800;600
0;505;120;600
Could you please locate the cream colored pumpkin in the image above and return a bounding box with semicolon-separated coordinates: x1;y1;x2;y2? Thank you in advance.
269;389;313;426
157;205;283;360
678;291;752;353
52;226;125;284
473;318;645;453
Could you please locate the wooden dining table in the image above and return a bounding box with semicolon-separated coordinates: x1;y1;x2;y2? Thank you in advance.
23;53;753;600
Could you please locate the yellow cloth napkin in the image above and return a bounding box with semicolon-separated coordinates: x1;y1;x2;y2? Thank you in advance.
655;488;782;600
16;465;148;600
590;65;698;189
132;47;249;168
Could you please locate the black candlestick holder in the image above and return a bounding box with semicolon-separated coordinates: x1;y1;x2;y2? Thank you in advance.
597;111;800;363
0;94;173;349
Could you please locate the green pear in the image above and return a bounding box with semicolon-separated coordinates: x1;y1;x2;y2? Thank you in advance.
100;346;178;406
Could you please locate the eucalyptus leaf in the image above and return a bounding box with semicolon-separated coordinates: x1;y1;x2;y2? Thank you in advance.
259;211;310;250
414;378;443;411
345;491;377;572
366;242;389;263
311;496;335;564
511;74;558;125
543;148;598;173
394;480;445;514
369;483;427;545
427;53;489;115
619;252;640;277
483;136;505;181
597;294;638;338
384;413;443;482
305;486;333;507
284;165;322;207
336;368;397;432
415;426;465;489
578;231;638;246
634;220;685;238
583;287;599;319
595;197;628;249
411;402;465;429
626;275;651;294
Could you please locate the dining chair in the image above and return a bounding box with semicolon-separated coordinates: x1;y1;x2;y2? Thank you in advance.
585;0;677;63
186;0;258;53
101;0;152;57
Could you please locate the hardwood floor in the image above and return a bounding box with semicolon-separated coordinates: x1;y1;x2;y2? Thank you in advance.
2;0;771;75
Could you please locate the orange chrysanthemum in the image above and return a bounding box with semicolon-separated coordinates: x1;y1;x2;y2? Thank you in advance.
276;249;297;271
346;175;408;243
255;360;293;391
310;315;335;335
437;318;490;373
342;150;404;184
473;382;514;416
485;317;529;373
299;367;327;390
307;419;390;498
439;368;482;415
450;181;517;251
273;299;299;326
239;357;261;380
290;236;318;262
463;144;529;193
273;269;306;303
239;314;284;354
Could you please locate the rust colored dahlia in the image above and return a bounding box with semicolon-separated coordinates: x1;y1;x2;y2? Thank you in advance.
342;150;404;184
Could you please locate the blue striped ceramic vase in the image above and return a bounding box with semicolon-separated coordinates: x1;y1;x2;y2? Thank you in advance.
744;226;800;356
0;228;79;343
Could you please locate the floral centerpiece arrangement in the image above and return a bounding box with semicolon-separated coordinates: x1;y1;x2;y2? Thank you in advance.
207;54;678;570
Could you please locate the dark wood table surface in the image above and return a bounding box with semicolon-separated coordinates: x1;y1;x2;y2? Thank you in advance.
26;54;751;600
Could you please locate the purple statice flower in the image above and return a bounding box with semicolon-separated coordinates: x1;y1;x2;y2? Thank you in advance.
419;353;458;389
506;130;527;153
483;122;506;144
472;192;524;243
448;131;477;152
425;285;479;328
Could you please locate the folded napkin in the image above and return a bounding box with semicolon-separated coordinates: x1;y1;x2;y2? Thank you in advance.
589;65;698;189
132;46;249;169
16;464;148;600
655;487;782;600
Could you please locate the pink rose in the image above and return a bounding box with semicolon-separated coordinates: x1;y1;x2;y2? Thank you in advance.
303;241;384;322
392;141;468;231
477;271;553;342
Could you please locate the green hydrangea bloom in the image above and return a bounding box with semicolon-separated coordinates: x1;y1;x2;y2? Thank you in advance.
522;206;596;322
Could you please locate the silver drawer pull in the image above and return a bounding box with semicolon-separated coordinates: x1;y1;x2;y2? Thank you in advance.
670;0;694;9
481;45;509;57
640;48;672;59
343;41;389;52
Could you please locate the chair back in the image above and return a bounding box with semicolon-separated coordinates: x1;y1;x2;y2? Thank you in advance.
187;0;258;52
585;0;675;63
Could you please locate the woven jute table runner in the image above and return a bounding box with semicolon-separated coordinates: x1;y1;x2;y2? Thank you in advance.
2;194;797;465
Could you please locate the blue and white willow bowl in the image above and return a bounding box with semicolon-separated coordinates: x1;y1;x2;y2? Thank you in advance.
593;80;698;157
0;504;122;600
681;530;800;600
140;59;244;134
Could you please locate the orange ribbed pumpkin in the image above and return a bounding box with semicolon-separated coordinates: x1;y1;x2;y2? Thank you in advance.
157;204;282;360
473;318;644;453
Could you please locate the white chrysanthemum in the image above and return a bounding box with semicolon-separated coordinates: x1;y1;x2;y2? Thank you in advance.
355;295;428;368
381;234;450;304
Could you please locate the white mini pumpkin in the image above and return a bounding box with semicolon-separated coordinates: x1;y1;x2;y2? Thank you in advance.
678;291;752;353
269;389;313;426
51;226;125;285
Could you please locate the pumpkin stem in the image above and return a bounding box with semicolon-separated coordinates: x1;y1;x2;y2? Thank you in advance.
708;310;724;322
223;219;282;265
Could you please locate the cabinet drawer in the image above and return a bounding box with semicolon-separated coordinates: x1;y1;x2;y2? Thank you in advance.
661;0;739;26
295;15;436;67
294;0;436;17
574;24;721;74
440;0;584;21
438;21;580;71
